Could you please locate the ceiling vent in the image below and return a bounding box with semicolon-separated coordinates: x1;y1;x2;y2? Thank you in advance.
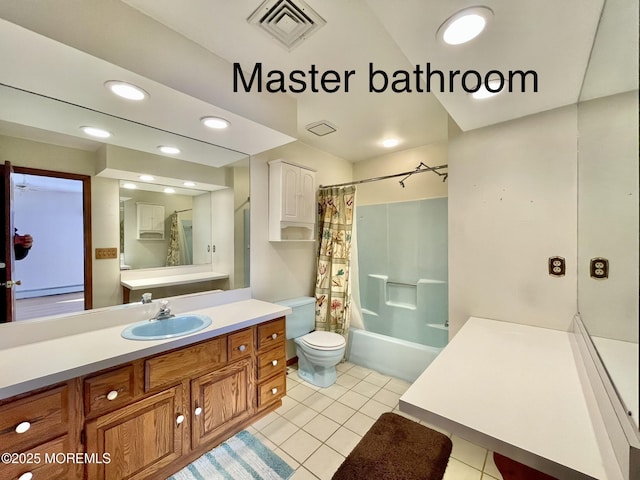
247;0;326;51
306;120;337;136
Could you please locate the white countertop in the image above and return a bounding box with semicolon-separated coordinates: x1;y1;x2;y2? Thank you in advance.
120;271;229;289
0;298;290;400
399;317;620;480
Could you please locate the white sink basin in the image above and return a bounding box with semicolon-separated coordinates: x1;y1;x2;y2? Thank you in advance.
121;314;212;341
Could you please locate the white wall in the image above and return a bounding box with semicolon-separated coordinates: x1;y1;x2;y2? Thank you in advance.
250;141;352;303
448;106;578;337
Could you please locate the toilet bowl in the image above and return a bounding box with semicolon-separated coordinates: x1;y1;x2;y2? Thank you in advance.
277;297;347;388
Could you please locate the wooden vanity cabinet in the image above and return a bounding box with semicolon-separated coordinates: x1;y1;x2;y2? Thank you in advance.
0;381;82;480
80;318;286;480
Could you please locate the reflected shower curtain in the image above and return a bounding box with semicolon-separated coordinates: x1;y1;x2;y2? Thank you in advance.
315;186;356;338
166;212;180;266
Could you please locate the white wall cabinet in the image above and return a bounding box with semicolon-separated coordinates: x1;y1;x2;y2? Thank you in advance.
269;160;316;241
137;203;165;239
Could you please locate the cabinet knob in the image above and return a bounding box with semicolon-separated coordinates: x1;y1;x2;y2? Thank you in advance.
176;414;185;425
18;473;33;480
239;344;246;352
271;333;278;340
271;359;278;366
271;387;278;395
106;390;119;401
194;407;203;416
15;421;31;434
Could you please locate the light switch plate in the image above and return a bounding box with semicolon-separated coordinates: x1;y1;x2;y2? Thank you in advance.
95;247;118;260
548;256;565;277
590;257;609;279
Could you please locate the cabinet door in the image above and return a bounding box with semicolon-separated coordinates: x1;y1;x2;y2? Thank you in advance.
191;358;254;449
298;168;316;223
281;162;300;221
85;385;184;480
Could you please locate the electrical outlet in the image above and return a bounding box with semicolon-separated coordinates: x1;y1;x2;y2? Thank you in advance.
548;256;565;277
590;257;609;279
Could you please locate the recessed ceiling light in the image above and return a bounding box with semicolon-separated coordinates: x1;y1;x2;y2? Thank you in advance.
139;174;155;182
438;7;493;45
472;78;503;99
122;183;137;189
183;181;196;187
105;80;148;101
158;145;181;155
80;126;111;138
201;116;230;129
383;138;399;148
164;187;176;194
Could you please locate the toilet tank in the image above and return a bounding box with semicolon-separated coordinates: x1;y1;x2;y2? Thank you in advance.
276;297;316;339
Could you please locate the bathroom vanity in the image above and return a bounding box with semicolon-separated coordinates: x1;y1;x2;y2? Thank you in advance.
0;291;290;480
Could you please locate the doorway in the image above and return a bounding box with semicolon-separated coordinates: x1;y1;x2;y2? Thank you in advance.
11;167;92;320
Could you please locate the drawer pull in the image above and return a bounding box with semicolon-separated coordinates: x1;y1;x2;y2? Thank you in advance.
239;344;246;352
194;407;203;416
15;421;31;434
176;414;185;425
19;473;33;480
271;387;278;395
271;333;278;340
106;390;119;401
271;359;278;366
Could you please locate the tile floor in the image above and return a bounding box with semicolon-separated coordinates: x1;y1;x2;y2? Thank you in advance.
247;361;504;480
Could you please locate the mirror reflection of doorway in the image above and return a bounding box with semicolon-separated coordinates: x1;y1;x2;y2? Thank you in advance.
12;172;87;320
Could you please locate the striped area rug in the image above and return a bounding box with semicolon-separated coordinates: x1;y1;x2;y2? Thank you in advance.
168;430;294;480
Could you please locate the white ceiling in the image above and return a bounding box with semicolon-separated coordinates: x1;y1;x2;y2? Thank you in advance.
0;0;635;164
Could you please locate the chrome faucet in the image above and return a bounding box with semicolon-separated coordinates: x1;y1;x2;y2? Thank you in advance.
151;300;174;320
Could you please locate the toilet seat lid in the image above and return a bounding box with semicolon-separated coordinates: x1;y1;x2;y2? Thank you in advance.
300;331;346;350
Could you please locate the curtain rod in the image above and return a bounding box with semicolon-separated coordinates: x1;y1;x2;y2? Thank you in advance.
319;163;448;189
174;208;192;213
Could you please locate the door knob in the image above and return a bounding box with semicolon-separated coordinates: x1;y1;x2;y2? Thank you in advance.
4;280;22;288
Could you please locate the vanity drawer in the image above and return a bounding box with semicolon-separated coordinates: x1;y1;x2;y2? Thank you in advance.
257;318;286;351
228;328;254;362
257;374;286;409
84;365;135;417
3;434;72;480
0;385;69;452
257;347;286;381
145;337;227;391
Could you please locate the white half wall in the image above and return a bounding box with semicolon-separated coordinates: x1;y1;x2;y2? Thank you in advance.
448;106;578;337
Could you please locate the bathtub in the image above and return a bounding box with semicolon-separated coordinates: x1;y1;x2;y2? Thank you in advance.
346;328;443;382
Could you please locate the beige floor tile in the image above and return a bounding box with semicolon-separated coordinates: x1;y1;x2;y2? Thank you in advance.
385;377;411;395
275;395;300;416
451;435;489;470
259;416;299;446
482;451;503;479
359;398;393;419
302;414;341;442
290;467;319;480
351;379;381;397
336;361;355;373
254;432;278;451
420;419;451;437
372;387;402;407
343;411;376;436
335;373;360;389
319;383;349;400
250;410;279;431
337;390;369;409
288;383;317;402
303;444;345;480
346;365;373;379
325;426;362;457
280;429;322;464
443;458;483;480
283;403;319;427
321;401;356;424
274;447;300;470
304;391;335;412
363;371;391;387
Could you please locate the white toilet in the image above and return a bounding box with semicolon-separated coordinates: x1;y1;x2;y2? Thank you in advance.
278;297;346;388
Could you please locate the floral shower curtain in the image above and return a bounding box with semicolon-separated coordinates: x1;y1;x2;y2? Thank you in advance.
166;212;180;266
315;186;356;338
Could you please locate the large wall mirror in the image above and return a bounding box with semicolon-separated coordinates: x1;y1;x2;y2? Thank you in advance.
577;0;639;431
0;81;251;319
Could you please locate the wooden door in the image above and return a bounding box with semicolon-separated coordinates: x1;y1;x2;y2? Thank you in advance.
85;385;185;480
191;358;254;449
1;161;16;322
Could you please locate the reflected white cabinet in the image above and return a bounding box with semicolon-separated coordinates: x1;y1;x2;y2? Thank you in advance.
137;203;165;239
269;160;316;241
